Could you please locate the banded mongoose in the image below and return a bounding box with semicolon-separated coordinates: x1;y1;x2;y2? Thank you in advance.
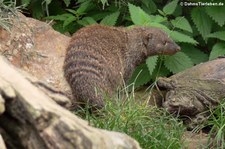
64;24;180;109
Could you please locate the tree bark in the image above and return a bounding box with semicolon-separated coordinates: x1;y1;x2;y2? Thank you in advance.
0;56;140;149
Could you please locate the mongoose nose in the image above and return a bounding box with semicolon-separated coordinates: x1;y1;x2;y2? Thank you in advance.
176;45;181;52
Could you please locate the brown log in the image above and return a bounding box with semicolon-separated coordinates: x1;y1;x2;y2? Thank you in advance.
0;56;140;149
0;134;6;149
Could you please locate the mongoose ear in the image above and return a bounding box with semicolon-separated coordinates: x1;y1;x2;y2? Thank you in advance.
143;33;153;47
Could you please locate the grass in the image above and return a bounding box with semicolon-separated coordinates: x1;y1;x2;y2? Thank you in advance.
75;87;186;149
0;0;20;32
74;87;225;149
190;100;225;149
206;100;225;148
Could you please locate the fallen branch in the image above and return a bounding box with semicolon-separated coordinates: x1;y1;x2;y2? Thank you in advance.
0;56;140;149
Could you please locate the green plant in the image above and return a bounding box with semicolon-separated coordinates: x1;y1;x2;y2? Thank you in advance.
17;0;128;33
45;1;121;33
127;1;225;88
75;88;185;149
0;0;19;31
206;101;225;148
18;0;71;18
11;0;225;88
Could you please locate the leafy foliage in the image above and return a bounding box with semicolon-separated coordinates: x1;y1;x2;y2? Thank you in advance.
128;3;151;25
21;0;30;7
77;17;97;26
191;8;212;42
206;5;225;27
126;2;224;86
100;11;120;26
164;52;193;73
207;31;225;41
170;31;197;44
163;0;179;15
127;3;196;84
146;56;158;75
181;44;208;64
209;43;225;60
128;64;151;88
171;17;192;33
7;0;225;89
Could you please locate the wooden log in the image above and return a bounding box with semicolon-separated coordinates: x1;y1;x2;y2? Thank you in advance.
0;56;140;149
0;134;6;149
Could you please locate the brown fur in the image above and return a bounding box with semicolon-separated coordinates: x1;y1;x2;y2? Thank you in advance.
64;24;180;109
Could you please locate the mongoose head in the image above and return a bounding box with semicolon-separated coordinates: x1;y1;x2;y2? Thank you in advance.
143;28;180;55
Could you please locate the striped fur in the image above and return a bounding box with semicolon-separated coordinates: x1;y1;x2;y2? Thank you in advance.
64;24;180;109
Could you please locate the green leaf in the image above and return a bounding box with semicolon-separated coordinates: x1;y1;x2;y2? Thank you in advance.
45;0;52;5
170;31;198;45
191;8;212;42
164;52;193;73
181;44;208;64
171;17;192;33
147;23;170;33
207;31;225;41
158;9;166;16
21;0;31;6
63;0;71;7
206;5;225;26
163;0;179;15
46;13;74;21
100;11;120;26
30;1;44;19
146;56;158;75
128;3;151;25
209;42;225;60
150;15;166;23
66;9;77;15
90;12;111;21
128;64;151;88
63;15;76;28
52;22;66;33
76;0;94;14
77;17;97;26
141;0;157;14
151;63;171;80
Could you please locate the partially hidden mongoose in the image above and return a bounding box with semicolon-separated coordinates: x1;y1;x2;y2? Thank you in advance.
64;24;180;109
